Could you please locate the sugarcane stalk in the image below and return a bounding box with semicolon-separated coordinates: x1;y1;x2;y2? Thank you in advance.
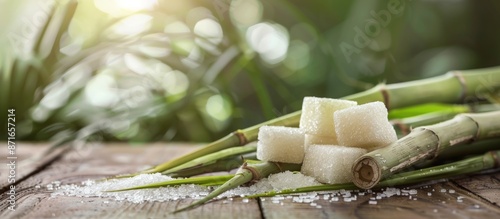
246;150;500;198
165;104;499;179
173;161;301;213
352;111;500;189
168;153;257;178
138;67;500;175
161;144;257;175
172;104;499;178
391;104;500;136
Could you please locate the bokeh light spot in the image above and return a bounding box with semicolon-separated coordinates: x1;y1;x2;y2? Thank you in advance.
85;71;119;108
206;94;232;121
246;22;289;64
162;70;189;96
108;14;152;39
284;40;310;71
194;18;223;45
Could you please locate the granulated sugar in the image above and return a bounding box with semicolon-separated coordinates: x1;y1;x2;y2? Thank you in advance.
221;171;321;197
50;173;449;209
51;173;211;203
51;171;321;204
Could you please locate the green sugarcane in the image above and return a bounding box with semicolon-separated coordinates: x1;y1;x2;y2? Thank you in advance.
168;153;257;178
352;111;500;189
106;150;499;212
105;174;234;192
160;144;257;175
173;161;302;213
246;150;500;198
107;149;500;199
391;104;500;136
139;67;500;175
161;104;499;179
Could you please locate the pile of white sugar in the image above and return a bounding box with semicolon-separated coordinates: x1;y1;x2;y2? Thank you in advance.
50;171;321;203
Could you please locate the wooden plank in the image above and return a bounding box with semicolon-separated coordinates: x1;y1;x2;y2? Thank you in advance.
0;143;261;219
0;143;69;190
452;171;500;206
2;143;500;218
260;179;500;219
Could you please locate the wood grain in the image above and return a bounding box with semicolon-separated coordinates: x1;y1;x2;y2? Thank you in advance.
1;143;261;219
0;142;69;190
1;143;500;219
452;171;500;206
259;181;500;219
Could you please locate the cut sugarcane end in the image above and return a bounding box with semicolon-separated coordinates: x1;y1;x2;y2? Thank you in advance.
352;157;381;189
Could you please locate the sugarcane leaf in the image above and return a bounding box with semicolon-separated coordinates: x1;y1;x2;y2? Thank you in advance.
173;170;253;213
246;61;276;120
105;174;234;192
162;144;257;175
388;103;468;119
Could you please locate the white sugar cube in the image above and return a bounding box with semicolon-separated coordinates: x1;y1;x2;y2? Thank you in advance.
301;145;366;184
334;101;397;150
300;97;357;137
257;126;305;164
304;134;337;150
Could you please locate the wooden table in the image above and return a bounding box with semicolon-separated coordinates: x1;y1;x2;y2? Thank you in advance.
1;143;499;219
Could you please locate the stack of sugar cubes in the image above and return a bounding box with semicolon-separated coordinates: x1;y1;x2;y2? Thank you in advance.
256;97;398;184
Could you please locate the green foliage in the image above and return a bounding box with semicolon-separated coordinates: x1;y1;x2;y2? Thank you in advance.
1;0;500;142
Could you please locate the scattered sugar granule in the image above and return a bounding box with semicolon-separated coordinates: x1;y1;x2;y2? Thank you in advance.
53;171;322;204
51;173;211;203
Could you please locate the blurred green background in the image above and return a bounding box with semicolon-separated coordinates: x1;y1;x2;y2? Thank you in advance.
1;0;500;143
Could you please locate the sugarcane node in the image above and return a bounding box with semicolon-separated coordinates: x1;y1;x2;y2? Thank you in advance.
450;70;467;102
462;114;481;141
233;130;248;145
352;157;381;189
380;84;391;110
241;164;261;182
490;151;500;168
419;127;442;159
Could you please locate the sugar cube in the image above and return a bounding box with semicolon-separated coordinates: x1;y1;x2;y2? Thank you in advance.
299;97;357;137
256;126;306;164
301;144;367;184
304;134;337;150
334;101;397;150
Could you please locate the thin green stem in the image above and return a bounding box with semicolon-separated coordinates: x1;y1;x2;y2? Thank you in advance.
162;144;257;175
